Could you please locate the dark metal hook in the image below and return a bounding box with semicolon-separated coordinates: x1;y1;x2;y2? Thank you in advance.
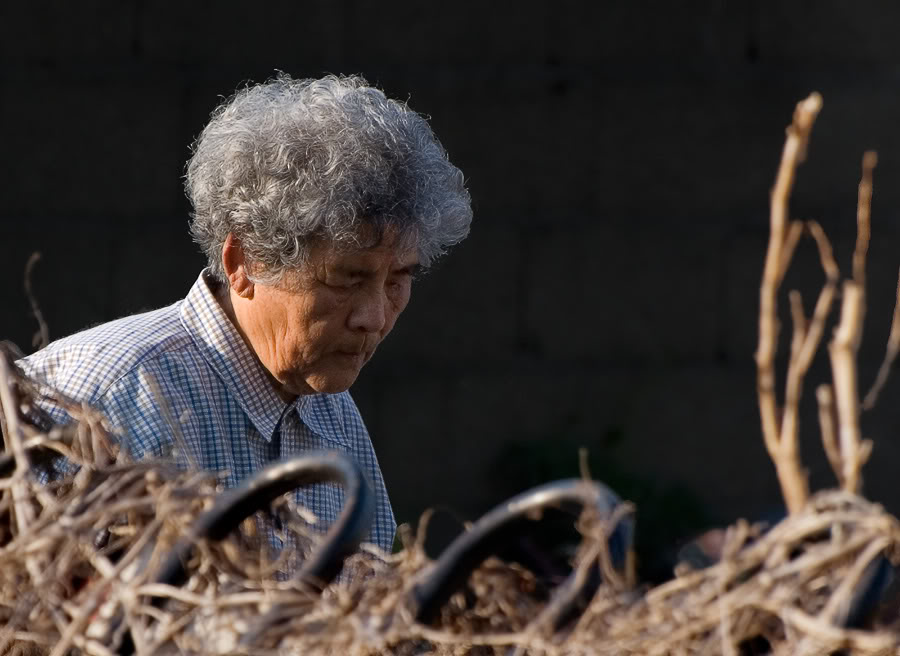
150;450;375;590
407;478;633;629
118;451;374;655
840;552;895;630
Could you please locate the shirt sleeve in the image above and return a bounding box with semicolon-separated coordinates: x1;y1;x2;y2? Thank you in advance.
95;368;180;462
17;343;107;426
19;346;191;467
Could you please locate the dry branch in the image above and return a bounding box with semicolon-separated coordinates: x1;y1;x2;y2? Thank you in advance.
826;153;878;495
816;384;843;487
756;93;823;515
830;282;868;494
853;152;877;287
24;252;49;351
863;267;900;410
779;222;840;492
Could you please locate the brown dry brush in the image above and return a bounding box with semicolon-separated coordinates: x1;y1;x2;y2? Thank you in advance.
3;93;900;654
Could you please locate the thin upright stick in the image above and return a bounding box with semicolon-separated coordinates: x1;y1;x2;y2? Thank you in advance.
779;222;840;477
862;267;900;410
756;93;822;514
816;384;843;486
828;153;877;494
24;252;50;350
853;152;877;287
830;282;866;493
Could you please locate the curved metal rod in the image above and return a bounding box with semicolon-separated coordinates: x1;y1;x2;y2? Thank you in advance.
150;450;375;591
0;444;60;478
118;451;374;656
407;478;633;628
838;552;894;629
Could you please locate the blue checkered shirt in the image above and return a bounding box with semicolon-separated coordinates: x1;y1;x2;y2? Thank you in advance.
18;271;396;553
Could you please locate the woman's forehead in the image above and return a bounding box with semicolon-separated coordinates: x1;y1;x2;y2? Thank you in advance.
315;238;419;271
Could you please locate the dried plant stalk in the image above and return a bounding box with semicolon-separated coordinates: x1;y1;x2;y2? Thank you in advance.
0;355;37;538
24;252;49;351
853;152;877;287
756;93;822;514
779;221;840;488
829;282;867;494
816;384;843;486
826;153;877;495
862;267;900;410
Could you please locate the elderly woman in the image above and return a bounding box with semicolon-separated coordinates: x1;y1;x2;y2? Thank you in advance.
19;74;473;553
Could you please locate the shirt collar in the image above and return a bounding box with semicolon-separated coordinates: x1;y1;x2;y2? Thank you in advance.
180;270;294;442
296;393;348;448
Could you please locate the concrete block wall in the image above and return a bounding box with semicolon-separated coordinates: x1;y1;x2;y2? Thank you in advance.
4;1;900;561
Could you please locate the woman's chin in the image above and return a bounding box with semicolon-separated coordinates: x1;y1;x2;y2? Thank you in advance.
297;370;360;395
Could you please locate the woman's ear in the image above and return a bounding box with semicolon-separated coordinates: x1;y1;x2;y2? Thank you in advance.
222;233;255;299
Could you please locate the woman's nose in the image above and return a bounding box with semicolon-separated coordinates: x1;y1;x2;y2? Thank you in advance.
348;288;387;333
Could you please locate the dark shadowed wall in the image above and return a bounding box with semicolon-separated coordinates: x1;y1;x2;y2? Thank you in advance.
3;1;900;563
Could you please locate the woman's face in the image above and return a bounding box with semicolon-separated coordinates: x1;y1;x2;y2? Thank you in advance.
230;234;419;397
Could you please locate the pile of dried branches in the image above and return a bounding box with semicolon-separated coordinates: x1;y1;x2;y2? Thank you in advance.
2;93;900;655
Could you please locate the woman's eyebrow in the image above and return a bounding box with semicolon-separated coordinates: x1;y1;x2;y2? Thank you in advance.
394;263;421;276
332;260;420;277
333;264;377;278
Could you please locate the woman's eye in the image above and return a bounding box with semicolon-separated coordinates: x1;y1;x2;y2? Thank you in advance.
326;277;359;289
387;276;411;292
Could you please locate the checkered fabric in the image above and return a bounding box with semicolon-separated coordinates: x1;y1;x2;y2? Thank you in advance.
18;271;396;553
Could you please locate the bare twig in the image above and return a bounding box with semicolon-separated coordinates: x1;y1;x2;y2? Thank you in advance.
578;447;591;481
24;252;50;351
788;291;807;364
816;385;843;487
0;357;29;476
806;220;840;281
824;153;877;495
862;266;900;410
756;92;822;514
777;220;805;282
0;355;36;536
852;152;877;287
792;224;840;375
778;222;841;484
830;282;866;494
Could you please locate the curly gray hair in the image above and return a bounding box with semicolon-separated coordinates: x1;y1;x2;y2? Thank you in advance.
186;74;473;284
